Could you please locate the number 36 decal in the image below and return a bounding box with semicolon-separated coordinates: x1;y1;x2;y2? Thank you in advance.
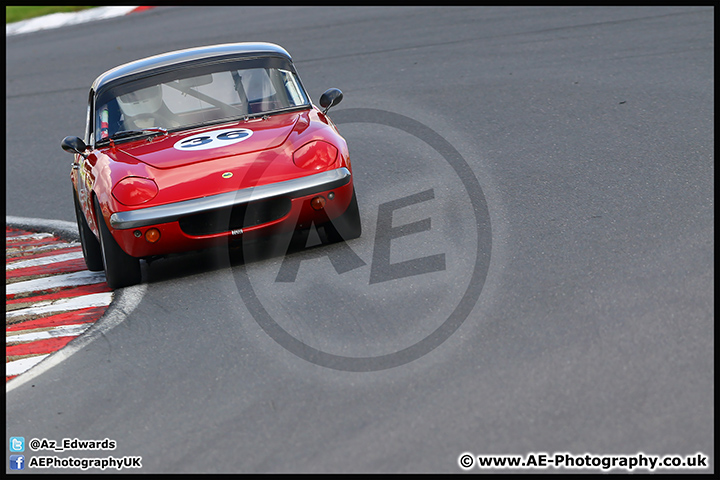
173;128;253;151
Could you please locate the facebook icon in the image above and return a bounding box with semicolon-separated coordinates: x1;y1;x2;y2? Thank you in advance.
10;454;25;470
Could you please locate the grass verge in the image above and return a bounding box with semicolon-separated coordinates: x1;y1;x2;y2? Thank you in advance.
6;6;96;24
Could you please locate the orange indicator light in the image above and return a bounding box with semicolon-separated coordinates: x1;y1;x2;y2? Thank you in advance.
145;228;161;243
311;196;326;210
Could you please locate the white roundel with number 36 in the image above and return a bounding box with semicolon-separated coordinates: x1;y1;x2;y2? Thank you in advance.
173;128;254;151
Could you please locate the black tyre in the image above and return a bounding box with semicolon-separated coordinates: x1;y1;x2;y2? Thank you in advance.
73;189;104;271
322;189;362;243
93;198;141;289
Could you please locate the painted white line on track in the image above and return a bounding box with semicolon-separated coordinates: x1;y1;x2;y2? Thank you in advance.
6;232;55;242
7;251;84;270
7;324;93;344
7;242;80;255
7;6;140;36
6;216;79;237
7;283;148;392
7;270;107;295
6;216;148;391
6;292;114;319
6;356;50;378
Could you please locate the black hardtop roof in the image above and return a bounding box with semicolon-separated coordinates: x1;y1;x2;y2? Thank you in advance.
91;42;293;92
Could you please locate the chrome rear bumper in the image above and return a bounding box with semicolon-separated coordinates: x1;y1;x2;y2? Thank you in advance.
109;167;351;230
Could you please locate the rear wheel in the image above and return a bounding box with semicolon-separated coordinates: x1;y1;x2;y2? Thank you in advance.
93;198;141;289
73;188;103;271
322;189;362;243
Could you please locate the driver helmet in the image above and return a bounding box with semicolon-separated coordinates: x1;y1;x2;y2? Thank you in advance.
117;85;163;117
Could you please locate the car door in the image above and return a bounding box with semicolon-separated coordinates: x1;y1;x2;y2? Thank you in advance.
74;90;99;233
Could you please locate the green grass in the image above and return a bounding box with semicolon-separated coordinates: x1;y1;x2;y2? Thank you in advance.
6;6;97;24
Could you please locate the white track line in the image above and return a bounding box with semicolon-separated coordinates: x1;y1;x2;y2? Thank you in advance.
7;241;80;255
6;232;54;242
7;7;140;36
6;251;84;270
7;324;93;344
6;292;114;319
6;216;79;237
7;270;107;296
6;355;50;378
5;216;147;391
7;283;147;391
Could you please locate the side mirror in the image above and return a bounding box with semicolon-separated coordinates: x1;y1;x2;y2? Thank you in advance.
61;136;88;158
319;88;343;114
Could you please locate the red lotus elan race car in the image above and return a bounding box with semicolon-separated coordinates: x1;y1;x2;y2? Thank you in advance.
62;42;360;289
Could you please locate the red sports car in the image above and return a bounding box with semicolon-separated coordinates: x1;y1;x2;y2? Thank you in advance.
62;42;360;289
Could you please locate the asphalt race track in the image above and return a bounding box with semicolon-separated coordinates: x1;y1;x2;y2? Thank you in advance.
6;7;713;473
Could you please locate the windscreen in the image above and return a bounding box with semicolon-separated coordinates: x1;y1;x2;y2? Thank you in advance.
94;57;310;142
